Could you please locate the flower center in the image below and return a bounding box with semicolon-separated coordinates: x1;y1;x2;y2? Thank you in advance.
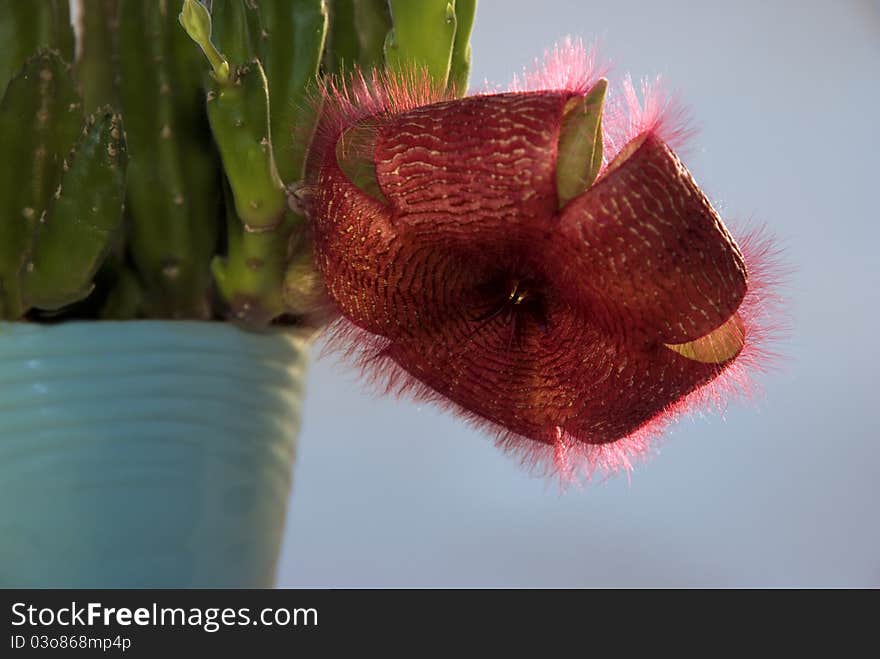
472;273;549;342
507;279;531;306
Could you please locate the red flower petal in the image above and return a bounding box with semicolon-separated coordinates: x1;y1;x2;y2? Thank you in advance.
311;156;397;335
383;294;722;446
554;132;748;344
373;93;568;243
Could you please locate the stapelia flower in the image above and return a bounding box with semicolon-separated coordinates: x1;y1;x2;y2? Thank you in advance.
303;41;781;479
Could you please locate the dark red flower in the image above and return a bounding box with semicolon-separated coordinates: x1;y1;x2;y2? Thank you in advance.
304;42;782;479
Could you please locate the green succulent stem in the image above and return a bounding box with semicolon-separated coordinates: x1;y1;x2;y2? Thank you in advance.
0;49;82;319
204;60;301;325
120;0;220;318
1;0;480;323
212;185;302;326
259;0;328;183
354;0;391;71
384;0;457;88
447;0;475;95
21;109;127;310
99;262;144;320
206;61;286;230
181;0;313;326
325;0;359;74
0;0;74;92
76;0;120;111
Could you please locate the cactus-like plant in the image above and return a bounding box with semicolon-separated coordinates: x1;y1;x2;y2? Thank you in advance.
0;0;476;326
0;1;781;481
0;4;125;321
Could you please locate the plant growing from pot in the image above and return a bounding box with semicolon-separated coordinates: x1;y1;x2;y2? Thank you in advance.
0;0;780;587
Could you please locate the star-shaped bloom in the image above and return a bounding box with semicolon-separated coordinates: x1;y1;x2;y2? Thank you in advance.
303;42;782;478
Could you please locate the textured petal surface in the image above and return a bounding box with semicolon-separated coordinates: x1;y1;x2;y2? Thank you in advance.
311;158;399;335
384;298;722;445
374;93;569;243
312;154;493;339
554;133;747;344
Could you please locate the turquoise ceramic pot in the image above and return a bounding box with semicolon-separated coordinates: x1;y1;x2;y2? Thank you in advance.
0;321;308;587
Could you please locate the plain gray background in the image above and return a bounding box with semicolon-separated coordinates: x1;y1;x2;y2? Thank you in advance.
277;0;880;587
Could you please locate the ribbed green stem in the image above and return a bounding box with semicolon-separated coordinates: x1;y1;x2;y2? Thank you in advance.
22;109;127;310
384;0;457;88
209;0;263;66
0;1;482;322
0;50;82;319
99;262;144;319
324;0;359;74
0;0;74;91
120;0;219;318
447;0;475;95
205;61;286;230
76;0;120;111
260;0;328;184
354;0;390;70
181;0;313;326
211;181;297;326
